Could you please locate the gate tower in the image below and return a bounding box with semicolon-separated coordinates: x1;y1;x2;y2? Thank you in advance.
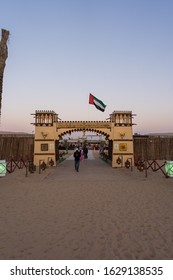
110;111;134;167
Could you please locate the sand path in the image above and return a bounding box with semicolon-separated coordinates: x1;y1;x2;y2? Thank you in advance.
0;150;173;259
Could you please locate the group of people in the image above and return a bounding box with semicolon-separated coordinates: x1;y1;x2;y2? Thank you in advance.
73;146;88;172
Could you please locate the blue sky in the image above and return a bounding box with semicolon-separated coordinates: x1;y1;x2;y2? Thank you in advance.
1;0;173;134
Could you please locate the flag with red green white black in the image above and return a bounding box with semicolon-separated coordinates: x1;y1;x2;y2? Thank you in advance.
89;93;106;112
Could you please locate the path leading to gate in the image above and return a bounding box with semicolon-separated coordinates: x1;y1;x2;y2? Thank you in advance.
0;150;173;260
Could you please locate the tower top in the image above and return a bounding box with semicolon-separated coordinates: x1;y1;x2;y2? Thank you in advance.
35;110;57;114
31;110;58;126
109;111;135;125
111;110;132;114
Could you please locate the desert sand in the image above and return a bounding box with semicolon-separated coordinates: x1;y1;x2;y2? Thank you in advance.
0;150;173;260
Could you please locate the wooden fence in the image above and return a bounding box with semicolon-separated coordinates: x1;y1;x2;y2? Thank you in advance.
0;135;173;162
134;136;173;161
0;135;34;160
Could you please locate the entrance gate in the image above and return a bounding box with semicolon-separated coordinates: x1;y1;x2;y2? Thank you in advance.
32;110;135;168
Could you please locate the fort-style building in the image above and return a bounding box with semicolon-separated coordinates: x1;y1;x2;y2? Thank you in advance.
32;110;135;168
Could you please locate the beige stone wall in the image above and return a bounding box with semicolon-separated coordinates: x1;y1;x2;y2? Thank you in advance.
34;125;56;166
112;126;134;168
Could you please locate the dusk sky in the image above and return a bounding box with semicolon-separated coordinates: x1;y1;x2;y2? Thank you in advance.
1;0;173;134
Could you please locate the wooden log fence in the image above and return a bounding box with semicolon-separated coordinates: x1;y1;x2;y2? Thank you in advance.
5;158;36;177
6;158;27;173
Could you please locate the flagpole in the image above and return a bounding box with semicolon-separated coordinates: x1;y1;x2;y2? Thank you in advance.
88;93;90;121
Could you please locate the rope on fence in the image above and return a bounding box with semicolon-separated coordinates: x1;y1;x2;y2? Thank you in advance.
5;158;36;176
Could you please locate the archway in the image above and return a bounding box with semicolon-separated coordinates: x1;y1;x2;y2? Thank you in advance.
56;128;111;162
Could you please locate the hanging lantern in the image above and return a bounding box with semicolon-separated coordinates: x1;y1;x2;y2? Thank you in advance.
116;157;121;165
165;161;173;177
40;161;46;170
49;159;54;166
137;160;145;171
125;159;130;168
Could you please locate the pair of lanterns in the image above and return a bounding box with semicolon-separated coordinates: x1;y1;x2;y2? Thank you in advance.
116;157;131;168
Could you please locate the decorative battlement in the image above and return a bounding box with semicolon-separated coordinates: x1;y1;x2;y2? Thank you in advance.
111;110;132;114
35;110;57;114
31;110;136;127
31;110;58;126
109;110;135;126
57;121;111;129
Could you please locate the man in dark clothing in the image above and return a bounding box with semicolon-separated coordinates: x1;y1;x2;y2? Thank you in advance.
83;146;88;159
73;148;81;172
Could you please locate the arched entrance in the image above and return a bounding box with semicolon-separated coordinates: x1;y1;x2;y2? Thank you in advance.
31;110;135;168
56;128;111;162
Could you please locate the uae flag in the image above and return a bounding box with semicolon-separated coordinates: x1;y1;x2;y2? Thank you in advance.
89;93;106;112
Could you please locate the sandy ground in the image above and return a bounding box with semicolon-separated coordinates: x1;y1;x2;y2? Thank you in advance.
0;150;173;260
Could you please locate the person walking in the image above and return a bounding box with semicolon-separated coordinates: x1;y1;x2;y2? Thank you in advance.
73;148;81;172
83;146;88;159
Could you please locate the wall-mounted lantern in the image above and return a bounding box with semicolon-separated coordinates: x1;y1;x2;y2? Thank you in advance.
116;157;122;165
125;159;130;168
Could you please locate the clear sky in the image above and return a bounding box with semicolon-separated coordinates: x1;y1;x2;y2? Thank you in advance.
1;0;173;134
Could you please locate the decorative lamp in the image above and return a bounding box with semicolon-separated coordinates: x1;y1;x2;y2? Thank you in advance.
137;161;145;171
125;159;130;168
0;160;6;177
49;159;54;166
165;161;173;177
116;157;121;165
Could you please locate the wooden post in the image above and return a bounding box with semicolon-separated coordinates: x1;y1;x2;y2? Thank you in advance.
25;161;28;177
145;138;148;178
0;29;9;118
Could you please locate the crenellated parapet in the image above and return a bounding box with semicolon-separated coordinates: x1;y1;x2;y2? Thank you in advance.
57;121;111;129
